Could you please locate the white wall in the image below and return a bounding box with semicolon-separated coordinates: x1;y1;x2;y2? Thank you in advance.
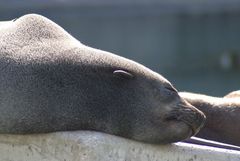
0;131;239;161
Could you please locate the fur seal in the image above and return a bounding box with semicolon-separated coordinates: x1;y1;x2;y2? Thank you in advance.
180;91;240;146
0;14;205;144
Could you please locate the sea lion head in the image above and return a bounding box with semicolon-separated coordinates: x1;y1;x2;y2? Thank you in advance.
110;70;206;144
0;14;205;144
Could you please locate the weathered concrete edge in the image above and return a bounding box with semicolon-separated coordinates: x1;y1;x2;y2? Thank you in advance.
0;131;239;161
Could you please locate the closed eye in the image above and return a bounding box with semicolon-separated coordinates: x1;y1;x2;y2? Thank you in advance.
165;86;178;93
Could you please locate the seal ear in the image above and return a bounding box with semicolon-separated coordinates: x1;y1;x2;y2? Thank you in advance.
113;70;134;79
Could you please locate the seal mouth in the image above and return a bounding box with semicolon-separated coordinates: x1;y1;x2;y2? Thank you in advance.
182;120;200;136
165;115;197;137
165;107;206;137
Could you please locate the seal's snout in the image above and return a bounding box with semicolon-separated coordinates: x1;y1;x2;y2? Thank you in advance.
188;108;206;136
182;103;206;136
166;101;206;137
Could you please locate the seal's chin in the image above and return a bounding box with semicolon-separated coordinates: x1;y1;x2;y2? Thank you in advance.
164;116;202;139
164;105;206;138
180;120;199;137
159;121;194;143
181;123;195;139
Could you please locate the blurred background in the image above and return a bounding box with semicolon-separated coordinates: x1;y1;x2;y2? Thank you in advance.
1;0;240;96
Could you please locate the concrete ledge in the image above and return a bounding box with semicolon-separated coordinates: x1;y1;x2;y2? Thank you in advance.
0;131;239;161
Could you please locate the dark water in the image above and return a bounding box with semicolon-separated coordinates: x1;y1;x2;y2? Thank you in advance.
1;5;240;96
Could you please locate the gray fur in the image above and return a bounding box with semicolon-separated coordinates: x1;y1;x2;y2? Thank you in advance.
0;14;205;144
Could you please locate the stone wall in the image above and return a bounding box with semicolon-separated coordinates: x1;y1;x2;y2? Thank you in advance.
0;131;239;161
